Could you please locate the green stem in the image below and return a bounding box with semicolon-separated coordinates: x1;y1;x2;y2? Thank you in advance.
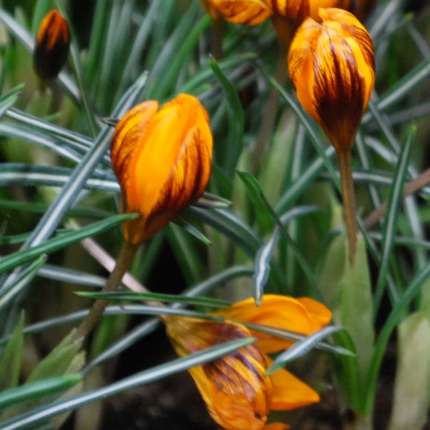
337;148;357;263
251;16;296;175
251;53;288;174
75;240;139;340
211;16;224;60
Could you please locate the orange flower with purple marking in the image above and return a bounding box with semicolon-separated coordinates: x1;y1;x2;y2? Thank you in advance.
288;7;374;151
198;0;350;25
165;294;332;429
111;94;213;245
34;10;70;80
288;7;374;260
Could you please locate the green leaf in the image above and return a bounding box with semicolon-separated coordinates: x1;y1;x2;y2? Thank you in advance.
374;125;415;311
338;234;375;375
155;14;211;100
0;338;255;430
0;85;23;118
364;262;430;415
0;214;136;276
237;172;319;302
254;228;280;303
75;291;232;309
319;233;374;411
26;331;84;384
0;375;82;411
389;312;430;430
271;80;339;188
188;207;261;256
237;170;276;234
0;256;47;311
210;57;244;179
364;56;430;120
266;325;350;375
0;314;24;391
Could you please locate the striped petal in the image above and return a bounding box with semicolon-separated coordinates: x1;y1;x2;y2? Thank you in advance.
288;7;374;151
165;316;272;430
205;0;272;25
111;94;213;244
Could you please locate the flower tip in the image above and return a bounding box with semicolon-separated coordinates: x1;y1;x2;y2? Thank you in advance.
33;9;70;81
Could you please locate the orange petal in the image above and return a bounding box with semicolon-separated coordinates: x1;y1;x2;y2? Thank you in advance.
267;357;320;410
209;0;272;25
165;316;272;430
110;101;159;244
308;0;350;21
34;10;70;80
270;0;350;21
297;297;332;327
263;423;289;430
111;94;213;244
111;100;159;190
287;16;321;120
321;8;374;105
130;94;212;241
214;295;332;353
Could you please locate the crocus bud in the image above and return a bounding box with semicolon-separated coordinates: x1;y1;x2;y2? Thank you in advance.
33;10;70;81
288;7;374;151
111;94;213;245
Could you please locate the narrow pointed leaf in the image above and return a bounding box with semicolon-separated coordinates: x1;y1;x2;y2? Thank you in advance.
210;57;244;179
0;375;82;410
266;325;349;375
0;214;136;276
0;338;255;430
374;126;415;312
0;315;24;391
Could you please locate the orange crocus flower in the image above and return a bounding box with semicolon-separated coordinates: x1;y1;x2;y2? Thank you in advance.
111;94;213;245
33;10;70;80
288;7;374;260
288;7;374;152
165;294;332;430
198;0;350;25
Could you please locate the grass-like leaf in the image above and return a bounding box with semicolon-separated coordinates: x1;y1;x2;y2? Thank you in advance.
373;125;415;312
266;325;350;375
0;375;82;411
0;338;255;430
0;214;136;276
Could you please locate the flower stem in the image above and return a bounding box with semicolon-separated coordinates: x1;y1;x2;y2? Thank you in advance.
337;148;357;263
251;53;288;174
75;240;139;340
211;17;224;59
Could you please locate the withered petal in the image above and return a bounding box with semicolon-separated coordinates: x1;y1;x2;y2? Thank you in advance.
165;317;272;430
